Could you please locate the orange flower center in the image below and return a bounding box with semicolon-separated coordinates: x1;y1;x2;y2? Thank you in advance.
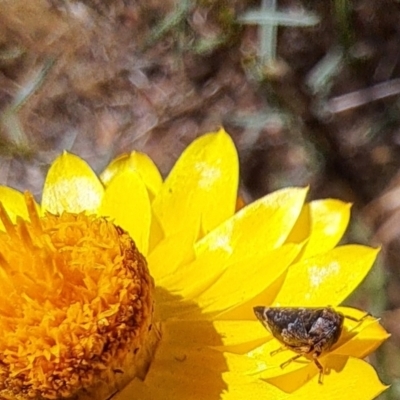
0;193;155;399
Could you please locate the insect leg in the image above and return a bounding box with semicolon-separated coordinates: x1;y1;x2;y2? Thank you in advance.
270;346;288;356
344;312;370;322
344;312;371;331
312;354;324;384
280;354;302;369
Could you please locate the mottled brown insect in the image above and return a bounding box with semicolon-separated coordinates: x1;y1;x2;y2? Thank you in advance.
254;306;359;384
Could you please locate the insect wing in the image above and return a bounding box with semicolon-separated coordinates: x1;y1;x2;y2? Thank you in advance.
255;307;310;346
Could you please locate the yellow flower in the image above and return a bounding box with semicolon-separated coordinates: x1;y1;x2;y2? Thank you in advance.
0;129;389;399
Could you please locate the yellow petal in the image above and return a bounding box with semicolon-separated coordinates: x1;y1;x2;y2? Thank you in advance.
113;319;282;400
152;128;239;240
148;211;164;252
219;381;283;400
193;244;302;317
219;274;288;321
155;242;302;323
211;320;270;353
130;320;230;399
100;151;162;199
195;187;308;260
247;338;387;398
284;203;310;243
273;245;379;306
336;322;389;359
333;307;389;358
117;318;386;400
99;169;151;255
114;370;280;400
42;152;104;214
288;199;352;261
246;336;316;384
147;228;196;282
0;187;37;227
161;186;307;312
263;355;387;399
112;349;278;400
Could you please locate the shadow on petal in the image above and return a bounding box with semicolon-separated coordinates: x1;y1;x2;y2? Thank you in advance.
113;288;228;400
262;353;348;393
263;359;317;393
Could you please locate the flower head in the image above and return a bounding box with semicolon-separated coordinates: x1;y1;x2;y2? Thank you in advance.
0;193;155;399
0;129;389;399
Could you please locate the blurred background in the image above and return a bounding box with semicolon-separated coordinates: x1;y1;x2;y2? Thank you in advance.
1;0;400;397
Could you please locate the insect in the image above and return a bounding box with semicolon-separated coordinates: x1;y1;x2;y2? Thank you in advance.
253;306;365;384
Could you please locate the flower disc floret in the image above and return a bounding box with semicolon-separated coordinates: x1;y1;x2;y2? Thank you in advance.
0;194;155;399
